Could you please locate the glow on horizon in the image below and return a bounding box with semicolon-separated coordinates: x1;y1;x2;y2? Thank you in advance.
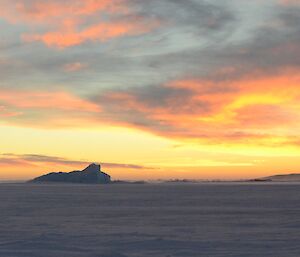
1;122;300;180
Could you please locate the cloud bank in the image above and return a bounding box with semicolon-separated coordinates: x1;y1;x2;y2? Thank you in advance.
0;0;299;151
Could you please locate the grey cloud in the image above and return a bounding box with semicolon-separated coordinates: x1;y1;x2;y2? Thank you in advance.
90;79;236;136
85;2;300;139
1;154;152;170
0;0;299;139
0;0;237;91
131;0;235;33
0;158;26;166
142;3;300;81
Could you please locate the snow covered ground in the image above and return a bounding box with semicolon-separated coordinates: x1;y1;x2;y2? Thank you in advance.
0;183;299;257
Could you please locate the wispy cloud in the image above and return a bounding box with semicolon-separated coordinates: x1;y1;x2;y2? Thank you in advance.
92;73;300;146
63;62;88;72
0;154;153;170
279;0;300;5
0;0;159;48
0;90;101;112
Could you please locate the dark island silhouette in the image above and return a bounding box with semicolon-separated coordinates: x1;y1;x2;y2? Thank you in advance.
30;163;111;184
252;173;300;182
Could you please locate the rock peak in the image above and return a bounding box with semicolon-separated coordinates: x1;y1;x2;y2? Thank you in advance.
83;163;101;173
30;163;111;184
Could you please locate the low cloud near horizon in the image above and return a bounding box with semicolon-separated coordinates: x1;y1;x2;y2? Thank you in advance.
0;153;153;171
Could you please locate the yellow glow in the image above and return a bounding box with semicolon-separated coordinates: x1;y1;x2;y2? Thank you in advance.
2;120;300;180
199;93;287;124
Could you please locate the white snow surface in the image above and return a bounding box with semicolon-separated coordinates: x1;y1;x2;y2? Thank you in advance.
0;183;299;257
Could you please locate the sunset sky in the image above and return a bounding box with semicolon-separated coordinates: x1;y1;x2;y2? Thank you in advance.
0;0;300;180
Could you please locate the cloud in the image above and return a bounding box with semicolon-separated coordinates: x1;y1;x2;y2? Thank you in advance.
1;72;299;148
0;0;160;48
131;0;235;33
137;1;300;82
91;72;300;146
0;153;153;170
0;157;30;167
22;19;159;48
0;90;101;112
0;89;104;129
0;106;21;117
0;0;119;25
234;104;295;128
0;0;299;150
63;62;88;72
279;0;300;5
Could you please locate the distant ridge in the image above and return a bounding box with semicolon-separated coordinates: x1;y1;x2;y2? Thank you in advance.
253;173;300;182
29;163;111;184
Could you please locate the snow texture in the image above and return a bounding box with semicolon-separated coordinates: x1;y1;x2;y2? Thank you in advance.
0;183;299;257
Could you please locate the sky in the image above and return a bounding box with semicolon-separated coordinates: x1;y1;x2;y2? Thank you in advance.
0;0;300;180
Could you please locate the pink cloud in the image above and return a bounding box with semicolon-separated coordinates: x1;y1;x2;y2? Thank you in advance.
0;0;124;23
0;106;22;117
23;20;157;48
95;72;300;146
279;0;300;5
0;90;101;112
63;62;88;72
0;0;159;48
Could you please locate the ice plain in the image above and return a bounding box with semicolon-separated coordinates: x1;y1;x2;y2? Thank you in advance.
0;183;299;257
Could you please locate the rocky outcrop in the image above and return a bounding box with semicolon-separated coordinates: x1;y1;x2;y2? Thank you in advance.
30;163;111;184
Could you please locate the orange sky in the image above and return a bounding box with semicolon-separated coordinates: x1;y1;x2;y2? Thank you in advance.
0;0;300;180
